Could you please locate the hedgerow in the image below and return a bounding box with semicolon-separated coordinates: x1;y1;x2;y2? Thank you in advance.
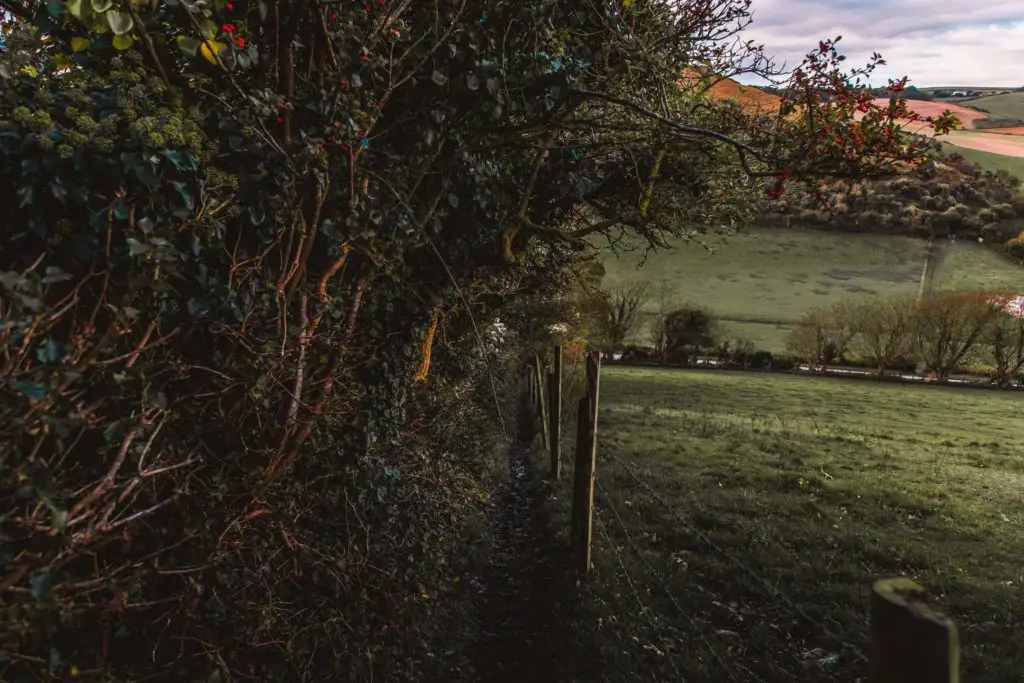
0;0;950;679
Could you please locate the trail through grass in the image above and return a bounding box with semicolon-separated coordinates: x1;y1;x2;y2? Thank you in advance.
572;366;1024;682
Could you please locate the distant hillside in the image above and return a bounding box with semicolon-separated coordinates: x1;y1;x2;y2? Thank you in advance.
967;92;1024;122
681;71;784;115
763;153;1023;243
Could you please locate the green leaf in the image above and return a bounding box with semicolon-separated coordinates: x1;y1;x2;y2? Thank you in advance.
66;0;86;19
200;19;218;39
105;9;133;35
175;35;201;57
171;181;194;209
70;36;90;52
160;149;197;171
112;33;134;50
90;0;112;11
36;339;62;362
18;378;46;397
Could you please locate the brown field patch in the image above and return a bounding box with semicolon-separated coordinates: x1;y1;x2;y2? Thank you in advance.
870;98;988;129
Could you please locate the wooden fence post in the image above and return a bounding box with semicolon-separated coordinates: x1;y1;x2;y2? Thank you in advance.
532;362;540;405
534;353;550;452
548;345;562;479
570;394;590;547
571;351;601;575
871;578;960;683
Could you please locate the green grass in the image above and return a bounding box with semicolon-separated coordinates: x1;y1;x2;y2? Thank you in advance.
574;366;1024;682
940;142;1024;185
601;228;926;351
967;92;1024;121
938;241;1024;292
601;227;1024;353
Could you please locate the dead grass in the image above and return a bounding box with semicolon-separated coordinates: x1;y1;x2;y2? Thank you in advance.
562;366;1024;682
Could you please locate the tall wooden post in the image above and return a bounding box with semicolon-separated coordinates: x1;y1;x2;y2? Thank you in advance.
871;578;960;683
548;345;562;479
534;353;550;453
572;351;601;576
570;394;590;546
532;362;540;405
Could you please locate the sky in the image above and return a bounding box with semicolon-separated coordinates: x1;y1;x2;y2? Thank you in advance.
734;0;1024;88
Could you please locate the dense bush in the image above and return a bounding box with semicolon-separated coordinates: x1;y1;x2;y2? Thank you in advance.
0;0;950;680
764;152;1023;239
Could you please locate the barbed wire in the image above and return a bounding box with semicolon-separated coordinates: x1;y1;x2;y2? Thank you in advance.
592;510;688;682
601;449;870;665
595;477;767;683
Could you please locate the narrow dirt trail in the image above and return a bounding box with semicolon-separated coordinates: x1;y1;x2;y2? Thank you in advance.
919;239;951;300
462;408;576;683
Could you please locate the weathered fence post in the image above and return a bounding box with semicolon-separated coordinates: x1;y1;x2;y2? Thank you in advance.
548;345;562;480
532;362;540;405
571;351;601;576
534;353;550;452
570;394;590;547
871;578;960;683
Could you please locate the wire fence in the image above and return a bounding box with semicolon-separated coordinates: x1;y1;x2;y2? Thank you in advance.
594;477;764;683
599;450;870;665
526;346;960;683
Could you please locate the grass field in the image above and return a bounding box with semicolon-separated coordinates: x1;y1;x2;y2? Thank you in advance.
967;92;1024;122
940;141;1024;184
938;241;1024;291
601;228;927;351
575;366;1024;682
602;228;1024;352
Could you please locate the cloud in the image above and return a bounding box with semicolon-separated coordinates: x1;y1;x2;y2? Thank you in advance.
734;0;1024;87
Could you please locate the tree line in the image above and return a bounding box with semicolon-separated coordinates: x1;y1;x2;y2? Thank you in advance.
581;272;1024;386
787;291;1024;384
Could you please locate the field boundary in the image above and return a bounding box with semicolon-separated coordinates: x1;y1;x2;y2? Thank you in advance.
523;346;965;682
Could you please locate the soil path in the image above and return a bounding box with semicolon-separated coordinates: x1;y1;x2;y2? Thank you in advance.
462;407;577;683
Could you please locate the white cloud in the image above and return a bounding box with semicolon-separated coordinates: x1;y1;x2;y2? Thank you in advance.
735;0;1024;87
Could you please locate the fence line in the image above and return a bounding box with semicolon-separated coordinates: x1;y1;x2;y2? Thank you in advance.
523;344;961;682
602;449;870;665
595;477;759;683
592;511;688;682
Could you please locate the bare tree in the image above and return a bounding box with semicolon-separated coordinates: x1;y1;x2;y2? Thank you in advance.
786;299;859;372
851;294;917;377
914;291;1006;382
647;279;677;364
987;310;1024;386
601;279;653;352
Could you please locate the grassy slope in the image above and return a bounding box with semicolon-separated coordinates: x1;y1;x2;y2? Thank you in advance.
938;241;1024;291
579;366;1024;682
602;227;1024;353
601;228;926;351
966;92;1024;121
940;141;1024;185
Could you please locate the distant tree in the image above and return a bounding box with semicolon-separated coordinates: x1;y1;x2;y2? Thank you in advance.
664;305;718;363
601;280;653;352
987;310;1024;386
851;294;918;377
913;291;1006;382
647;279;678;364
786;299;858;372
